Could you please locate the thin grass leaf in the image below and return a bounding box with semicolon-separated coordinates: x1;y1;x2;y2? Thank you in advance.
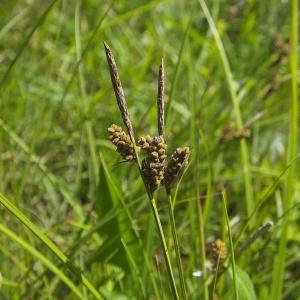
0;193;103;300
0;0;58;88
271;1;298;298
198;0;255;227
75;0;99;189
234;154;300;249
166;193;187;300
0;224;85;300
0;117;84;220
222;190;238;300
165;11;193;122
121;238;146;298
93;154;133;270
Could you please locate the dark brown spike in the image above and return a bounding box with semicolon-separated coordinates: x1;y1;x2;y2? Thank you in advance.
103;42;135;143
164;147;190;190
157;58;165;137
140;135;167;194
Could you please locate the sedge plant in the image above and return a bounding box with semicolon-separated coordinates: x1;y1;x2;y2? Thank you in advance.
104;42;178;299
104;42;195;299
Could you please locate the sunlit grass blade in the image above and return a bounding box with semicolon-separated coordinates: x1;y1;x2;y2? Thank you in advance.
0;193;103;300
271;0;298;298
0;224;85;300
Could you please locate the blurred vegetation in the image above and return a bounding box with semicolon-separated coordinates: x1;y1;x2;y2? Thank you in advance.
0;0;298;299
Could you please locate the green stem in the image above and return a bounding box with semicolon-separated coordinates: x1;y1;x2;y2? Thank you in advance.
271;1;298;299
196;188;209;300
222;191;238;300
132;145;179;299
212;255;221;297
195;128;208;300
150;198;180;300
167;192;187;299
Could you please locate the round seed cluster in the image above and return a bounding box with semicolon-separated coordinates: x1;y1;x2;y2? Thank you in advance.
108;124;137;161
211;239;227;261
137;135;152;151
139;136;167;193
164;147;190;189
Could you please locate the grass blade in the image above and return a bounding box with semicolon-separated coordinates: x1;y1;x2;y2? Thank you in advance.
75;0;99;188
0;193;103;300
150;198;179;300
0;117;84;220
167;193;187;299
198;0;255;227
222;190;238;300
165;11;193;123
271;0;298;298
0;0;58;88
0;224;85;300
121;238;146;298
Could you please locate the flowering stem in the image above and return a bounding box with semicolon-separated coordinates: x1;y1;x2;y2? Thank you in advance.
132;146;179;299
150;197;180;300
167;191;187;300
104;43;179;299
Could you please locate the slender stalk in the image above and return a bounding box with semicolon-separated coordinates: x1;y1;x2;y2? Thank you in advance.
195;127;208;300
167;192;187;300
212;255;221;297
134;151;179;299
150;198;180;300
134;141;178;299
196;186;209;300
271;1;298;299
222;191;238;300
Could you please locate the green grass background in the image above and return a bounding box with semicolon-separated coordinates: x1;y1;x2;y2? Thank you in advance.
0;0;299;299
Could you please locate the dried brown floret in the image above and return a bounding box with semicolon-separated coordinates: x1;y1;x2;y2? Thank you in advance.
140;136;167;193
137;135;152;150
108;124;139;161
164;147;190;190
220;122;251;143
211;239;227;261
